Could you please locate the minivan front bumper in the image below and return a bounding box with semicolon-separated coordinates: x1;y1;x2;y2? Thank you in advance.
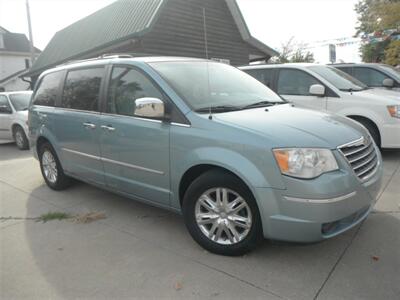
254;156;383;243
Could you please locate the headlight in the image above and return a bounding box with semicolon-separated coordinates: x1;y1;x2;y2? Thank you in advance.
273;148;339;179
387;105;400;118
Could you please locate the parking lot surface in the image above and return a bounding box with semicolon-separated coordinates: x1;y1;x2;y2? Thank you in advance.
1;143;399;299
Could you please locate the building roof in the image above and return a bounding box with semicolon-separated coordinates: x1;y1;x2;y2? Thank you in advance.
28;0;278;76
0;26;40;54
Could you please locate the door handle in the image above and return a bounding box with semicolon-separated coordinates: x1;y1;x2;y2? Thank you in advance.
83;122;96;129
101;125;115;132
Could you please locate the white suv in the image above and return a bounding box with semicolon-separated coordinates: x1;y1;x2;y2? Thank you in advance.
0;91;32;150
240;64;400;148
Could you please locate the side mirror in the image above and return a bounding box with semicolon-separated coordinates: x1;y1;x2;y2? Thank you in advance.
0;105;12;114
134;97;165;119
309;84;326;97
382;78;394;88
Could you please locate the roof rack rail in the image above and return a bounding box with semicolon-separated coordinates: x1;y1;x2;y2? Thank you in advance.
57;53;137;67
99;53;134;59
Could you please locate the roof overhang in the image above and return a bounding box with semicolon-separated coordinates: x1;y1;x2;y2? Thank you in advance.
225;0;279;58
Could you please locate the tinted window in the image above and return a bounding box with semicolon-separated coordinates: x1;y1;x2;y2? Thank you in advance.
0;95;12;113
337;67;352;75
9;93;31;111
245;69;274;88
277;69;319;95
61;68;104;111
107;67;163;116
353;67;390;87
33;71;63;106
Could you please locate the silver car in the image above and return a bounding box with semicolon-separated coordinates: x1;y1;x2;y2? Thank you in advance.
0;91;31;150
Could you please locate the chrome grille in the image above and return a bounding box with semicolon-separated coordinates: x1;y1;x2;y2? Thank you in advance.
338;136;379;181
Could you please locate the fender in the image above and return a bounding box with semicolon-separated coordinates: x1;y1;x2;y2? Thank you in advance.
33;125;61;160
170;146;285;209
336;107;383;126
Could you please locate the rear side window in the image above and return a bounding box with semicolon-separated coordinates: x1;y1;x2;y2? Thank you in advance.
33;71;63;106
337;67;352;75
61;67;104;111
277;69;319;96
107;66;163;117
245;69;274;88
353;67;390;87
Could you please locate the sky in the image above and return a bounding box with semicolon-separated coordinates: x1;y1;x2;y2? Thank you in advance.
0;0;361;62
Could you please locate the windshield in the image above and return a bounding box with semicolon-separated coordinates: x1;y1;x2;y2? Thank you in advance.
308;65;368;91
9;93;32;111
380;65;400;81
150;61;284;111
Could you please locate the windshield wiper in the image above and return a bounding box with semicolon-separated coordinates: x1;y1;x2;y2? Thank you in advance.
240;101;285;110
195;105;241;113
339;88;363;92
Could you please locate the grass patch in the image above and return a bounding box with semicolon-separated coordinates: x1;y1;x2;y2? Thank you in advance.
73;212;106;224
37;212;72;223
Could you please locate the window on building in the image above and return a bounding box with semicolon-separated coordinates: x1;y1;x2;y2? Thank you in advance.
107;66;163;117
33;71;63;106
61;67;104;111
0;34;4;49
277;69;319;95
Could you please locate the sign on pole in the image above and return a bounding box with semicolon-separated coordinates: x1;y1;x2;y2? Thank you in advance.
329;44;336;63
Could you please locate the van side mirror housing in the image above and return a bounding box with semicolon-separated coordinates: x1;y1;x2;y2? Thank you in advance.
134;97;165;119
0;105;12;114
382;78;394;88
309;84;325;97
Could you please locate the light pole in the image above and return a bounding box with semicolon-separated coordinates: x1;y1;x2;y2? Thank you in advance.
26;0;35;66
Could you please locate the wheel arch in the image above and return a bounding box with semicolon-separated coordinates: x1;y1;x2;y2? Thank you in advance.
346;115;381;145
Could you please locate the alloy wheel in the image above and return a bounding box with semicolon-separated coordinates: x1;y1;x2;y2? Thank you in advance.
195;187;252;245
42;150;58;183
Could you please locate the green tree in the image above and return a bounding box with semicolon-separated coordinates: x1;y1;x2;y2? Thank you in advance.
271;37;314;63
384;40;400;65
355;0;400;64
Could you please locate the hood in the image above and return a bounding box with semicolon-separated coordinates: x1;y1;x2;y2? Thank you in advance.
355;88;400;104
212;104;367;149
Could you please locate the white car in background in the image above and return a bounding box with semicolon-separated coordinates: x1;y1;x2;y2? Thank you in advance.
0;91;32;150
240;64;400;149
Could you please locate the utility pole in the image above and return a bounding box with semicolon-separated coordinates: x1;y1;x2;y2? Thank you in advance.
26;0;35;66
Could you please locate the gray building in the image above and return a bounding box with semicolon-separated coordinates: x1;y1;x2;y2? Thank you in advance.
0;26;40;91
26;0;277;80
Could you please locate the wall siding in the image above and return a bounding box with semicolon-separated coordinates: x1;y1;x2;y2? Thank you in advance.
139;0;266;66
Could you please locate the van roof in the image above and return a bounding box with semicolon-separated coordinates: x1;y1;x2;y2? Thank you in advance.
239;63;319;70
39;55;211;77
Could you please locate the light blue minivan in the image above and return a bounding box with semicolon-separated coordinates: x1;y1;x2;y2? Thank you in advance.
29;56;383;255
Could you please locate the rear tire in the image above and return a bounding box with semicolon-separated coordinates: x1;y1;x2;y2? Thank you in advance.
182;170;263;256
39;142;72;190
13;126;29;150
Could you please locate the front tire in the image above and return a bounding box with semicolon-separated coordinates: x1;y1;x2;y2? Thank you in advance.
39;142;72;190
353;118;381;148
14;126;29;150
182;170;262;256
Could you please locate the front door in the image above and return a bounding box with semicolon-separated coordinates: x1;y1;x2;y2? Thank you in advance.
100;65;170;206
0;95;13;140
277;69;327;110
55;67;106;185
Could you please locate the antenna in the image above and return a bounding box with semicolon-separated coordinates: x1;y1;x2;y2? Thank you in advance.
202;8;212;120
202;8;209;59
